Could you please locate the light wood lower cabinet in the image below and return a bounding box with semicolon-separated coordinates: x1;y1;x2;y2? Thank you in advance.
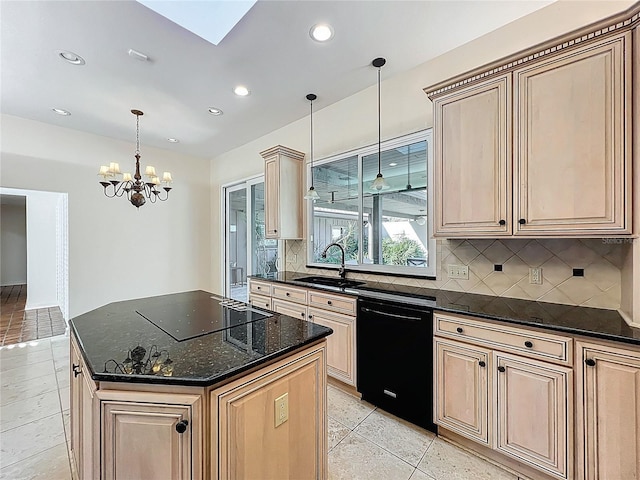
495;353;572;479
434;312;573;480
97;391;202;480
212;345;326;479
308;308;356;386
576;340;640;480
271;298;308;321
435;339;490;445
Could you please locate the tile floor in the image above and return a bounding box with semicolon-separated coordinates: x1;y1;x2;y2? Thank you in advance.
0;333;524;480
0;285;66;347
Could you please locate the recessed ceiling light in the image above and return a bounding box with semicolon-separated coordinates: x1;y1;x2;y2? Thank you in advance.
208;107;223;115
167;138;179;143
56;50;85;65
389;162;398;166
310;24;334;42
52;108;71;116
233;85;250;96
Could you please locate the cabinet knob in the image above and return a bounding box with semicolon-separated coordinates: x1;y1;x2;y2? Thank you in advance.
518;218;526;225
585;358;596;367
327;301;332;305
274;229;277;233
175;420;189;434
257;286;261;290
264;303;269;308
72;364;81;377
524;341;533;348
478;361;486;368
286;292;290;297
498;366;506;373
308;315;313;320
300;313;305;318
456;327;463;334
499;219;506;226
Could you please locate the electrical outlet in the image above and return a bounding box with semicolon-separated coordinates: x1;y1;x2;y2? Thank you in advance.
529;267;543;285
274;393;289;427
447;264;469;280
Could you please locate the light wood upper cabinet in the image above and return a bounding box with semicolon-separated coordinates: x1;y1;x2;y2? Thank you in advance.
435;339;491;445
514;33;631;235
575;340;640;480
98;391;202;480
495;352;572;480
433;74;512;236
428;29;633;237
260;145;305;239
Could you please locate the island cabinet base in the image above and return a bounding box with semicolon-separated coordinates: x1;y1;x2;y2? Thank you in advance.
70;334;327;480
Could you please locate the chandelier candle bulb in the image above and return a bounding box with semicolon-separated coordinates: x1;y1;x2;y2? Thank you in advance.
162;172;172;183
151;176;160;185
122;173;133;182
109;162;121;174
145;166;156;177
98;165;109;178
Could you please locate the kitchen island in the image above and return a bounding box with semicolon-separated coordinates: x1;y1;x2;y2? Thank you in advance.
69;290;332;480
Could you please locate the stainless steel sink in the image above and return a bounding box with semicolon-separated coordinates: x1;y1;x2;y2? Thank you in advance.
294;276;365;289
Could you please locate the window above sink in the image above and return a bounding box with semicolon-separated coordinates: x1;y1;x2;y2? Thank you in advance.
306;130;436;278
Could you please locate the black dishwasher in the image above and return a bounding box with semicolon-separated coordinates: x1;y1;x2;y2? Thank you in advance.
357;297;436;433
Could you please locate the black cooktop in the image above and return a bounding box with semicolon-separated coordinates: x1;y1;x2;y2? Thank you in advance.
136;295;270;341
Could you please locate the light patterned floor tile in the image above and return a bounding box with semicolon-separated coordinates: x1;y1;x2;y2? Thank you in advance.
0;371;58;406
0;389;61;432
0;359;56;387
327;386;375;429
354;409;435;466
418;438;517;480
0;413;65;467
0;442;71;480
328;417;351;451
410;468;436;480
0;348;52;371
329;431;415;480
58;386;70;412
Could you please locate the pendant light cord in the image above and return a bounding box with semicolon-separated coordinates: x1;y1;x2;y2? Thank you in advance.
310;97;314;188
377;66;381;175
135;113;140;155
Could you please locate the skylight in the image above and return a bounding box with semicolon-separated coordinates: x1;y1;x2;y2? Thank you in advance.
137;0;257;46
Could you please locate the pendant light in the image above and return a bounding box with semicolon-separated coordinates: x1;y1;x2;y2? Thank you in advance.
370;57;389;192
304;93;320;200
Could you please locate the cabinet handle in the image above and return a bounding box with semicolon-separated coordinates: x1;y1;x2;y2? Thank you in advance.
499;219;506;226
286;292;290;297
478;361;486;368
300;313;305;318
264;303;269;308
274;229;277;233
585;358;596;367
72;364;81;377
498;366;506;373
308;315;313;320
524;341;533;348
257;286;261;290
456;327;463;334
327;300;332;305
175;420;189;434
518;218;526;225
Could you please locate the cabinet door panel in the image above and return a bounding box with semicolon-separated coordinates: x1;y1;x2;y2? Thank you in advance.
435;340;491;445
264;157;279;238
495;353;572;479
577;342;640;480
308;308;355;386
514;33;630;234
433;73;511;236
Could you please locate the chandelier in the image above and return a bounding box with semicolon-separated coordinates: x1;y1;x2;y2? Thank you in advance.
102;345;174;377
98;109;173;208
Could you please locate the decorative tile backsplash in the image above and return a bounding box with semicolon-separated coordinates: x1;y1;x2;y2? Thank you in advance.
284;238;630;309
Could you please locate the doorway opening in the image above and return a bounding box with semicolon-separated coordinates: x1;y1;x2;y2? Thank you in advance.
224;177;280;301
0;187;68;346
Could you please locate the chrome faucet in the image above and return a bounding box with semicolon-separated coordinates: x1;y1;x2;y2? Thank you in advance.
321;243;346;279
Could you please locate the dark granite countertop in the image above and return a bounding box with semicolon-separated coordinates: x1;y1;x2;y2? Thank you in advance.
251;272;640;346
70;290;332;387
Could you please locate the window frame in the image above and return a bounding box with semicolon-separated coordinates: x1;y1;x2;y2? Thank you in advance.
306;129;436;277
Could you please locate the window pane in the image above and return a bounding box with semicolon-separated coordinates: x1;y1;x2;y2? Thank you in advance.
311;155;360;265
362;141;429;268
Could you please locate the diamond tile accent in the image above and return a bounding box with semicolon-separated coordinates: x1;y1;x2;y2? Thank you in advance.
284;238;622;309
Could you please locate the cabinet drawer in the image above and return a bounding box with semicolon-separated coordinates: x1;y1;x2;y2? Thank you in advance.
271;299;308;321
249;294;272;311
272;284;307;304
249;280;272;296
435;312;572;365
308;291;356;315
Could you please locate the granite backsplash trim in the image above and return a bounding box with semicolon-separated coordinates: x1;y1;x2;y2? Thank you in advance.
284;238;631;310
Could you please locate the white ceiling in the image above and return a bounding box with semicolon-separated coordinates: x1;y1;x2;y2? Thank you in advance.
1;0;555;160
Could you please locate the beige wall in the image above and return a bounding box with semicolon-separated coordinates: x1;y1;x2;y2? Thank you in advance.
210;0;635;296
0;115;212;317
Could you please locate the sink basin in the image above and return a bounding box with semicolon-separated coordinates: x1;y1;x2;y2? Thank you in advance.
294;276;365;289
